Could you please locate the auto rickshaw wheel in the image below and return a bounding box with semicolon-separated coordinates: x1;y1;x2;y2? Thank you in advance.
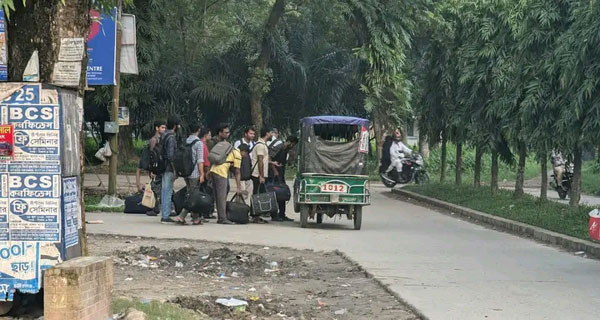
300;205;309;228
353;206;362;230
317;213;323;224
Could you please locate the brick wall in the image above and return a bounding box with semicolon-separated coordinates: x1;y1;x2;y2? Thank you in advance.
44;256;113;320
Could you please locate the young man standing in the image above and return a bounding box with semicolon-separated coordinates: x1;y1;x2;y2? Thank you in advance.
209;127;241;225
250;128;272;223
175;124;205;225
136;120;166;216
269;136;298;221
233;127;256;203
199;127;214;219
160;116;181;223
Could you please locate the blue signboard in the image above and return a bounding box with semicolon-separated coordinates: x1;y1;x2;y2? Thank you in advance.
87;8;117;86
0;242;40;300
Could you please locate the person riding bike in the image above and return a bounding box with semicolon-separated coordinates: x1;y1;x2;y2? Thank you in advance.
551;150;572;189
384;129;412;179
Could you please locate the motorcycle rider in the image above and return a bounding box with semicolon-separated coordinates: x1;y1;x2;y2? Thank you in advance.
384;129;413;179
551;150;567;189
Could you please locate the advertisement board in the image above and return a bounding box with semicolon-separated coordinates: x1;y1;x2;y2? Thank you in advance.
87;8;117;85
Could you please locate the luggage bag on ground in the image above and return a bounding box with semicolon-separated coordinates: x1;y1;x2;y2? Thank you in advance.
124;193;148;214
226;194;250;224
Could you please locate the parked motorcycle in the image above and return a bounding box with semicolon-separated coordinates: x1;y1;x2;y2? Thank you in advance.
380;153;430;188
550;166;573;200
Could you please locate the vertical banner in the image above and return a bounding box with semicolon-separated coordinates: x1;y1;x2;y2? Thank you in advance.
87;8;117;85
0;8;7;81
62;177;78;248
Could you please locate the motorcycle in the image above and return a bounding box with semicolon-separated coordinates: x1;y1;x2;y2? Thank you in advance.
550;165;573;200
380;153;430;188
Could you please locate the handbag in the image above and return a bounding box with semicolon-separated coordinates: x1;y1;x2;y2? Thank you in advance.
141;182;156;208
185;185;214;213
226;194;250;224
251;183;278;217
266;177;291;202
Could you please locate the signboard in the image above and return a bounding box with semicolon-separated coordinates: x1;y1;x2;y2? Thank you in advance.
358;126;369;154
0;8;7;81
62;177;78;248
87;8;117;86
0;125;13;160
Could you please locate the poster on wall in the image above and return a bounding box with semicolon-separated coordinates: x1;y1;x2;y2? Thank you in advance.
0;125;13;160
0;242;40;300
62;177;78;248
0;8;7;81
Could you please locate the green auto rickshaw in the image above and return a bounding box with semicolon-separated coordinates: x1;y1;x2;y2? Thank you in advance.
293;116;371;230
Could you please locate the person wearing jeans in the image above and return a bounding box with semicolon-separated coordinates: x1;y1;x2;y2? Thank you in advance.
160;116;181;223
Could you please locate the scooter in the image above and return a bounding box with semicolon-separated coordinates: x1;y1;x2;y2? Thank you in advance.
380;153;430;188
550;166;573;200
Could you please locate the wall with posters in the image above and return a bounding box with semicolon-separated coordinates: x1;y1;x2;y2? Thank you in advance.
0;83;81;301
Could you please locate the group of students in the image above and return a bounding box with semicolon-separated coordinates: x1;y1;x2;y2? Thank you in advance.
136;115;298;225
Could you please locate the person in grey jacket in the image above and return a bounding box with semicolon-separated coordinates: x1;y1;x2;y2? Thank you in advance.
160;116;180;223
175;123;205;225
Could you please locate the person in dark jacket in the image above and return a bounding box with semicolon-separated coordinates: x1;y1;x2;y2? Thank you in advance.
268;136;298;221
160;116;181;223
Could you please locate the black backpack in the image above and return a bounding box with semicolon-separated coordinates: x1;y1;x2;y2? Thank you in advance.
150;132;173;175
173;139;200;177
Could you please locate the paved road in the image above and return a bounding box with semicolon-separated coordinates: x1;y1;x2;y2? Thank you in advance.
87;184;600;320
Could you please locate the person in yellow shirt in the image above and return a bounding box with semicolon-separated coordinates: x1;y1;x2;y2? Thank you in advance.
210;136;242;225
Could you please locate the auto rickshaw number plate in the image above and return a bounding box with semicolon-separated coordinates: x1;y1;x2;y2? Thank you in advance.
321;183;347;193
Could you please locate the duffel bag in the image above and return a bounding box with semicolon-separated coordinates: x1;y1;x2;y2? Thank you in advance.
226;194;250;224
185;185;214;213
251;183;278;217
124;193;148;214
266;179;291;202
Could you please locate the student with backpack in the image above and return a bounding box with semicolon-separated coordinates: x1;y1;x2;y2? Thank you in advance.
173;123;205;225
234;127;256;203
208;124;241;225
268;136;298;222
159;116;181;224
136;120;166;216
198;128;215;219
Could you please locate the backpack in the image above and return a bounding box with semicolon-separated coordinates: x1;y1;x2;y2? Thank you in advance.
240;146;254;181
173;139;200;177
208;141;233;165
268;139;283;158
149;133;173;175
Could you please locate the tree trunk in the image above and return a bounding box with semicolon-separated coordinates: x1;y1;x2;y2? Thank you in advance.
249;0;285;132
570;146;582;206
540;151;548;201
7;1;90;255
455;142;463;185
514;143;527;198
418;129;430;159
373;120;385;161
491;150;499;192
474;145;482;187
118;125;135;166
440;131;447;183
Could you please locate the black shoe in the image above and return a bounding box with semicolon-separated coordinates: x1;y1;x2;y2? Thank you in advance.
217;219;234;225
146;211;158;217
161;217;176;224
204;215;217;219
271;216;284;222
280;216;294;222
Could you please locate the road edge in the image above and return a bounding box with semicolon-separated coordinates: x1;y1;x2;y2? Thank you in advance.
392;188;600;259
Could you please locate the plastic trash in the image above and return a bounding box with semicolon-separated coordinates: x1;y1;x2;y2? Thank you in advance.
215;298;248;307
335;309;347;315
175;261;183;268
97;195;125;208
589;209;600;240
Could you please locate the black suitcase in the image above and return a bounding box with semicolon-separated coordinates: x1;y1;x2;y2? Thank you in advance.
226;194;250;224
173;187;187;215
266;181;291;202
124;193;148;214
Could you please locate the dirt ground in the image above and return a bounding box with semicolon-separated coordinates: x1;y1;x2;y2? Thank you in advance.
87;234;420;320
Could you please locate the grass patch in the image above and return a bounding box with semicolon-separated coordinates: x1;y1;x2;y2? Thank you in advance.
426;144;541;184
582;161;600;196
112;297;205;320
404;183;593;240
84;193;125;212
